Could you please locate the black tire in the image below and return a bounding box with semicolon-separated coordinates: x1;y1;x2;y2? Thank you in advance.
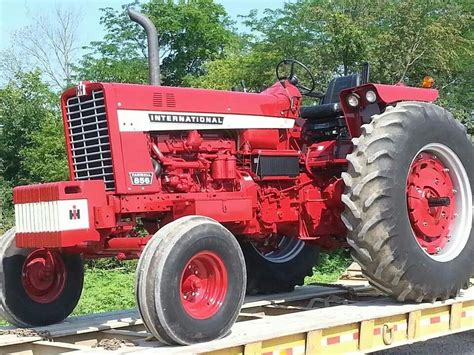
341;102;473;302
240;237;319;295
0;228;84;326
135;216;246;345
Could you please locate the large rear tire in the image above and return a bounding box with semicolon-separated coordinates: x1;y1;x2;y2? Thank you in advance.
135;216;246;345
341;102;473;302
240;236;319;295
0;228;84;326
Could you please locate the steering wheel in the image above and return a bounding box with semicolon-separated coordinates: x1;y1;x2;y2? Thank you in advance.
276;59;323;97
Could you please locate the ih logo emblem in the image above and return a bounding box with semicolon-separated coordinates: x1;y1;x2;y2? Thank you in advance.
69;205;81;220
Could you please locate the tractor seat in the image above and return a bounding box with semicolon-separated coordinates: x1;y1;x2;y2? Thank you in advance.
300;103;341;119
300;74;360;120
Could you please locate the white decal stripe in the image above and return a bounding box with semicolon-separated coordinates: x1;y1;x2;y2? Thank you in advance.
396;323;407;331
420;314;450;326
340;333;356;343
117;110;295;131
420;318;431;326
15;199;89;233
440;314;450;323
293;345;305;354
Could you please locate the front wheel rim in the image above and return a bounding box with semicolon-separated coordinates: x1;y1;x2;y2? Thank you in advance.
180;251;228;320
406;143;472;261
21;249;67;303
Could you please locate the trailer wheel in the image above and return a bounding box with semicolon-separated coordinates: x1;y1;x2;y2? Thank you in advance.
341;102;473;302
136;216;246;345
0;228;84;326
240;236;319;295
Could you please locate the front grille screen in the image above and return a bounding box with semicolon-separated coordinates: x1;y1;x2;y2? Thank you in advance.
65;90;115;190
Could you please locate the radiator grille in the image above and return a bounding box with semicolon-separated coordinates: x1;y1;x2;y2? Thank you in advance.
66;90;115;190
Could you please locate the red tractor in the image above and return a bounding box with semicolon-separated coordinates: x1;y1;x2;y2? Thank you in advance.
1;9;472;345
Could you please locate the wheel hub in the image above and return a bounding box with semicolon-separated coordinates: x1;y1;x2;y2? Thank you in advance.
406;151;457;255
180;251;228;319
21;249;66;304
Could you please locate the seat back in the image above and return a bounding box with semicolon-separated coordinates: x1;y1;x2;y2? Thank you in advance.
322;74;361;104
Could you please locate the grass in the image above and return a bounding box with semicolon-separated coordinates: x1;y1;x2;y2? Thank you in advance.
73;266;136;316
0;251;352;326
305;249;352;284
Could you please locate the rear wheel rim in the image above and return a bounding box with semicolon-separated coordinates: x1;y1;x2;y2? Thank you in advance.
251;236;305;263
21;249;66;304
406;143;472;261
180;251;228;319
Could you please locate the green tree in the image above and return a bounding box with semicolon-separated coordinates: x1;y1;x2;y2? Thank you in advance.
78;0;234;86
21;114;68;183
0;71;58;186
192;0;472;129
0;71;67;228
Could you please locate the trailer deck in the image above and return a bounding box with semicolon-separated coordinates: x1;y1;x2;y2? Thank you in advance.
1;272;472;354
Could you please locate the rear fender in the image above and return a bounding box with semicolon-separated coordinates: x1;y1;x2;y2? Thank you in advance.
340;83;439;138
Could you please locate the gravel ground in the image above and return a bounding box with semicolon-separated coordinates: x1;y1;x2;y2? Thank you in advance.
374;330;474;354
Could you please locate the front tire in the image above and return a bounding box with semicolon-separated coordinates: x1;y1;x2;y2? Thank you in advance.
135;216;246;345
0;228;84;326
341;102;473;302
240;236;319;295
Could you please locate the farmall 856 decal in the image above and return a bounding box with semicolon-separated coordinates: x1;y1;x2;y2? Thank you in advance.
129;172;154;186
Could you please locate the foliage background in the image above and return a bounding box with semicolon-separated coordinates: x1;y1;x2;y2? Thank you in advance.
0;0;472;317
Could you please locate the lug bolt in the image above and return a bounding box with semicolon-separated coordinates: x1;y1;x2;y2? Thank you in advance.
452;189;457;194
184;295;188;300
432;155;437;159
436;247;441;253
453;213;458;218
416;188;422;194
192;292;196;297
423;222;428;226
194;271;198;275
444;168;450;173
434;179;439;185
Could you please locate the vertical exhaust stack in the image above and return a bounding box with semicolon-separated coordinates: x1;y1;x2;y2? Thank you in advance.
128;8;161;86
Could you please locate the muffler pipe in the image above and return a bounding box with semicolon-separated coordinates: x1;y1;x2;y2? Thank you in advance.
128;8;161;86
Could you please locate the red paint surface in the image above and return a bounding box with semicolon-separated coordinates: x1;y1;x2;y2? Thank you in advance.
340;83;439;137
180;251;228;319
406;152;455;254
13;79;439;257
22;249;66;304
326;335;341;345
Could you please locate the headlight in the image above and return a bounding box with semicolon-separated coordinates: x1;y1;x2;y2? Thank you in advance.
347;94;360;108
365;90;377;103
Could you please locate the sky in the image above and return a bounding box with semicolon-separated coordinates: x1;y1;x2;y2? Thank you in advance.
0;0;287;52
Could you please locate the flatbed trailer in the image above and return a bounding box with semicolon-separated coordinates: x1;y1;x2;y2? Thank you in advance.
1;274;472;355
